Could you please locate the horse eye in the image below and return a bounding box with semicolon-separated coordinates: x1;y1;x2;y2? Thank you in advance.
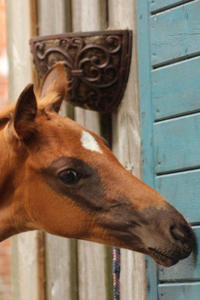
58;169;80;184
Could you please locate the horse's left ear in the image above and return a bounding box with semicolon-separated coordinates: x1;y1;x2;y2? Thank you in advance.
11;83;37;141
39;62;68;113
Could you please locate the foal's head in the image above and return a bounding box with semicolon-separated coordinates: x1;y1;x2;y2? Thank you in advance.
0;63;195;267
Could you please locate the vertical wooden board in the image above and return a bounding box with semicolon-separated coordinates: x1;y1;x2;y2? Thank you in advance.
37;0;73;118
12;232;45;300
72;1;113;300
152;57;200;121
154;114;200;174
137;0;155;188
17;232;44;300
6;1;45;299
150;1;200;66
37;1;78;300
45;235;78;300
155;170;200;223
6;0;32;103
137;1;158;300
108;0;146;300
76;241;112;300
72;0;103;134
37;0;71;35
150;0;191;13
158;226;200;281
158;282;200;300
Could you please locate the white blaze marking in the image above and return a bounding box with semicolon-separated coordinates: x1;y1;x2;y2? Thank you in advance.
81;131;103;153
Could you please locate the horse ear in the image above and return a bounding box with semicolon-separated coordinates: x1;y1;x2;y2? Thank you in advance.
39;62;68;113
11;83;37;141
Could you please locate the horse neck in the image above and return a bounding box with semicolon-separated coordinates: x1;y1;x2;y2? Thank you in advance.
0;129;32;241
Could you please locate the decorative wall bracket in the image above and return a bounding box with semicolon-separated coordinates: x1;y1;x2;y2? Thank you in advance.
30;30;132;113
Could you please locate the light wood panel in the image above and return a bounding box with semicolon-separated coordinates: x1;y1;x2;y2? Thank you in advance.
154;113;200;174
37;0;71;36
72;1;113;300
37;1;78;300
108;0;146;300
152;56;200;121
150;0;200;66
44;236;77;300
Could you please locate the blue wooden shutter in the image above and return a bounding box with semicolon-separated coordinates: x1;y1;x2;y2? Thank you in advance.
137;0;200;299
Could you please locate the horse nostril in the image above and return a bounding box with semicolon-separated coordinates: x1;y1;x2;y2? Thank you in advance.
170;225;192;251
169;223;195;259
170;225;185;242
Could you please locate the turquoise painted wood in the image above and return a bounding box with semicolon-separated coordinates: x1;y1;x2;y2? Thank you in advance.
150;0;190;13
154;113;200;174
158;282;200;300
152;56;200;121
150;1;200;66
155;170;200;223
149;0;193;13
137;0;155;187
137;1;158;300
137;0;200;299
159;226;200;281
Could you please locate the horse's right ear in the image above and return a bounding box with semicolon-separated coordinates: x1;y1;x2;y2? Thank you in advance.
39;62;68;113
9;84;37;142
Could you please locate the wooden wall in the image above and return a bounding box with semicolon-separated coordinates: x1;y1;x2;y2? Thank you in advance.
6;0;145;299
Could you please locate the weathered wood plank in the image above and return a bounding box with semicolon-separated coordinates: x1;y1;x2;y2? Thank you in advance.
37;0;72;118
154;113;200;174
37;1;78;300
6;0;32;103
158;226;200;281
72;1;113;300
6;1;45;299
12;232;45;300
77;240;113;300
150;0;191;13
155;170;200;223
158;282;200;300
45;235;78;300
152;57;200;121
108;0;146;300
37;0;71;35
150;0;200;66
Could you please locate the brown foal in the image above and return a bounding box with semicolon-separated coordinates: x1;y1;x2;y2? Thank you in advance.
0;63;195;267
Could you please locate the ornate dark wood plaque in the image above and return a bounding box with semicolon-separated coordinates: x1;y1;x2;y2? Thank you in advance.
30;30;132;113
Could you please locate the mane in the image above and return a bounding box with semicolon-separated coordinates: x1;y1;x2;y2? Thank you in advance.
39;91;61;110
0;91;60;130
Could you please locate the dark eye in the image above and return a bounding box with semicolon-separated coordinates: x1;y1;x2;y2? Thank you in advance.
58;169;80;184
